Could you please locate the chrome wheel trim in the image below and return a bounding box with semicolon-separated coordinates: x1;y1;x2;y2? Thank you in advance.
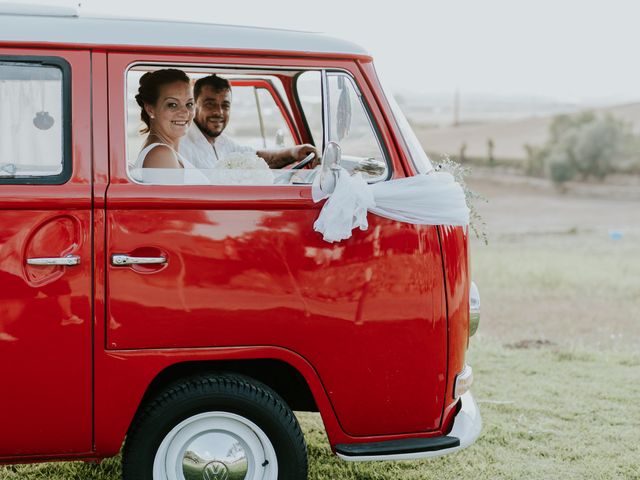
153;411;278;480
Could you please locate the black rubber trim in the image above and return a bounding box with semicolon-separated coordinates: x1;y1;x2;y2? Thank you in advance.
335;435;460;457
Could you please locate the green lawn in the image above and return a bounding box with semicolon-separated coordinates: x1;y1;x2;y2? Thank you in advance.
2;339;638;480
306;338;640;480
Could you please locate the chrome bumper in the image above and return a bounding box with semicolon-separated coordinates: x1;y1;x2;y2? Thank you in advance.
336;391;482;461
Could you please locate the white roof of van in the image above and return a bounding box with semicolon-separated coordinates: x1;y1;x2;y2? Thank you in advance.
0;6;369;57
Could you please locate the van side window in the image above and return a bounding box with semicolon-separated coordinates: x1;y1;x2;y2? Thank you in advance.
125;66;389;185
0;58;70;184
127;67;307;185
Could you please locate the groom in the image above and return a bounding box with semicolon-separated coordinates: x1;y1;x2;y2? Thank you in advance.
180;74;316;169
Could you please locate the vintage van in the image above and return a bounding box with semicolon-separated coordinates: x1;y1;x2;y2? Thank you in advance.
0;4;481;480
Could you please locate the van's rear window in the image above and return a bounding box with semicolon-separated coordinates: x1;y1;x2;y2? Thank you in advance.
0;58;71;184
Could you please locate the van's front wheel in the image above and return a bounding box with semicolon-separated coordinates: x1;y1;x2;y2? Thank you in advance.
122;374;308;480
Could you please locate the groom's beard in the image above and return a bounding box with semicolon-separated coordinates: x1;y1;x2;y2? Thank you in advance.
195;116;225;140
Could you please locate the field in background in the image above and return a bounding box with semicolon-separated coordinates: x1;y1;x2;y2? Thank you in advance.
405;99;640;163
468;172;640;351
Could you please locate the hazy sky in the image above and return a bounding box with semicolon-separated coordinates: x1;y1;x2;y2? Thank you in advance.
17;0;640;103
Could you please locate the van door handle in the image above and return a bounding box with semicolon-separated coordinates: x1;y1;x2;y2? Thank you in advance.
27;254;81;266
111;254;167;266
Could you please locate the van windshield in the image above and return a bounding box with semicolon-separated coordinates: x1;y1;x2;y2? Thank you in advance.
377;71;434;174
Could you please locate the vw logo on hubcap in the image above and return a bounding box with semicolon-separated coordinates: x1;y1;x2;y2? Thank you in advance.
203;461;230;480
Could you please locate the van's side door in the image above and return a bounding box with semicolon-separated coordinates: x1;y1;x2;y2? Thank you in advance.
104;53;448;438
0;49;92;456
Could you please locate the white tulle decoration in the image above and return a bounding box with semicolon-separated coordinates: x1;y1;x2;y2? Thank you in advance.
312;167;469;243
312;169;375;243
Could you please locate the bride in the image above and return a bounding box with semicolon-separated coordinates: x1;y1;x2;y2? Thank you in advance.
134;68;198;172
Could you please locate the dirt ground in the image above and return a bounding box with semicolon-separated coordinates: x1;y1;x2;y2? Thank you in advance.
466;168;640;351
468;167;640;232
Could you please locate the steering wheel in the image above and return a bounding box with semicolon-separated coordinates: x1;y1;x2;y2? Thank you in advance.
273;152;318;184
291;152;316;170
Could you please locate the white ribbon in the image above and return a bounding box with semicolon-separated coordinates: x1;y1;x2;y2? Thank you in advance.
312;167;469;243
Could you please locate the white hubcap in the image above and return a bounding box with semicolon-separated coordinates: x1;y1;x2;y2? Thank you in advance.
153;412;278;480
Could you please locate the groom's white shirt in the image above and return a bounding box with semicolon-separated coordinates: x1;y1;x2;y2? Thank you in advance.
179;123;255;169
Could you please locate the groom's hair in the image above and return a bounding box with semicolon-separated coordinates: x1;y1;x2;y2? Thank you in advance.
194;74;232;100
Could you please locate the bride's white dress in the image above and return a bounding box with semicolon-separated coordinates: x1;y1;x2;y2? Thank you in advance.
131;143;209;184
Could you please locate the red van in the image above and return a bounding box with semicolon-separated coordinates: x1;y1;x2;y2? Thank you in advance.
0;5;481;480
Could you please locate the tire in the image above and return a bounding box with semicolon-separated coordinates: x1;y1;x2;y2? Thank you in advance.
122;373;308;480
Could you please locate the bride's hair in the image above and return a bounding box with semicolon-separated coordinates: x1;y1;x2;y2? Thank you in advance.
135;68;190;134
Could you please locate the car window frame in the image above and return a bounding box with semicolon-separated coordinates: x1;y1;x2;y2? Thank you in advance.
108;53;402;200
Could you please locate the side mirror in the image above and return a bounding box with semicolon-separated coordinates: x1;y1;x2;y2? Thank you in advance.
320;141;342;190
322;141;341;171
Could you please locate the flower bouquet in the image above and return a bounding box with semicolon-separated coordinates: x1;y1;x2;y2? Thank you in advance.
208;152;274;185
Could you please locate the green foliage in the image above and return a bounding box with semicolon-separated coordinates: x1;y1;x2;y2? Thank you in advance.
549;155;575;187
524;144;545;176
436;156;488;244
532;111;639;184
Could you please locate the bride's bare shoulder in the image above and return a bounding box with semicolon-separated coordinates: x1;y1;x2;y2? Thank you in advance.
142;144;180;168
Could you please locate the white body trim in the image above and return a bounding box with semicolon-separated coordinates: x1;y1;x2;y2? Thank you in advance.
0;13;368;56
0;2;78;17
337;391;482;461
